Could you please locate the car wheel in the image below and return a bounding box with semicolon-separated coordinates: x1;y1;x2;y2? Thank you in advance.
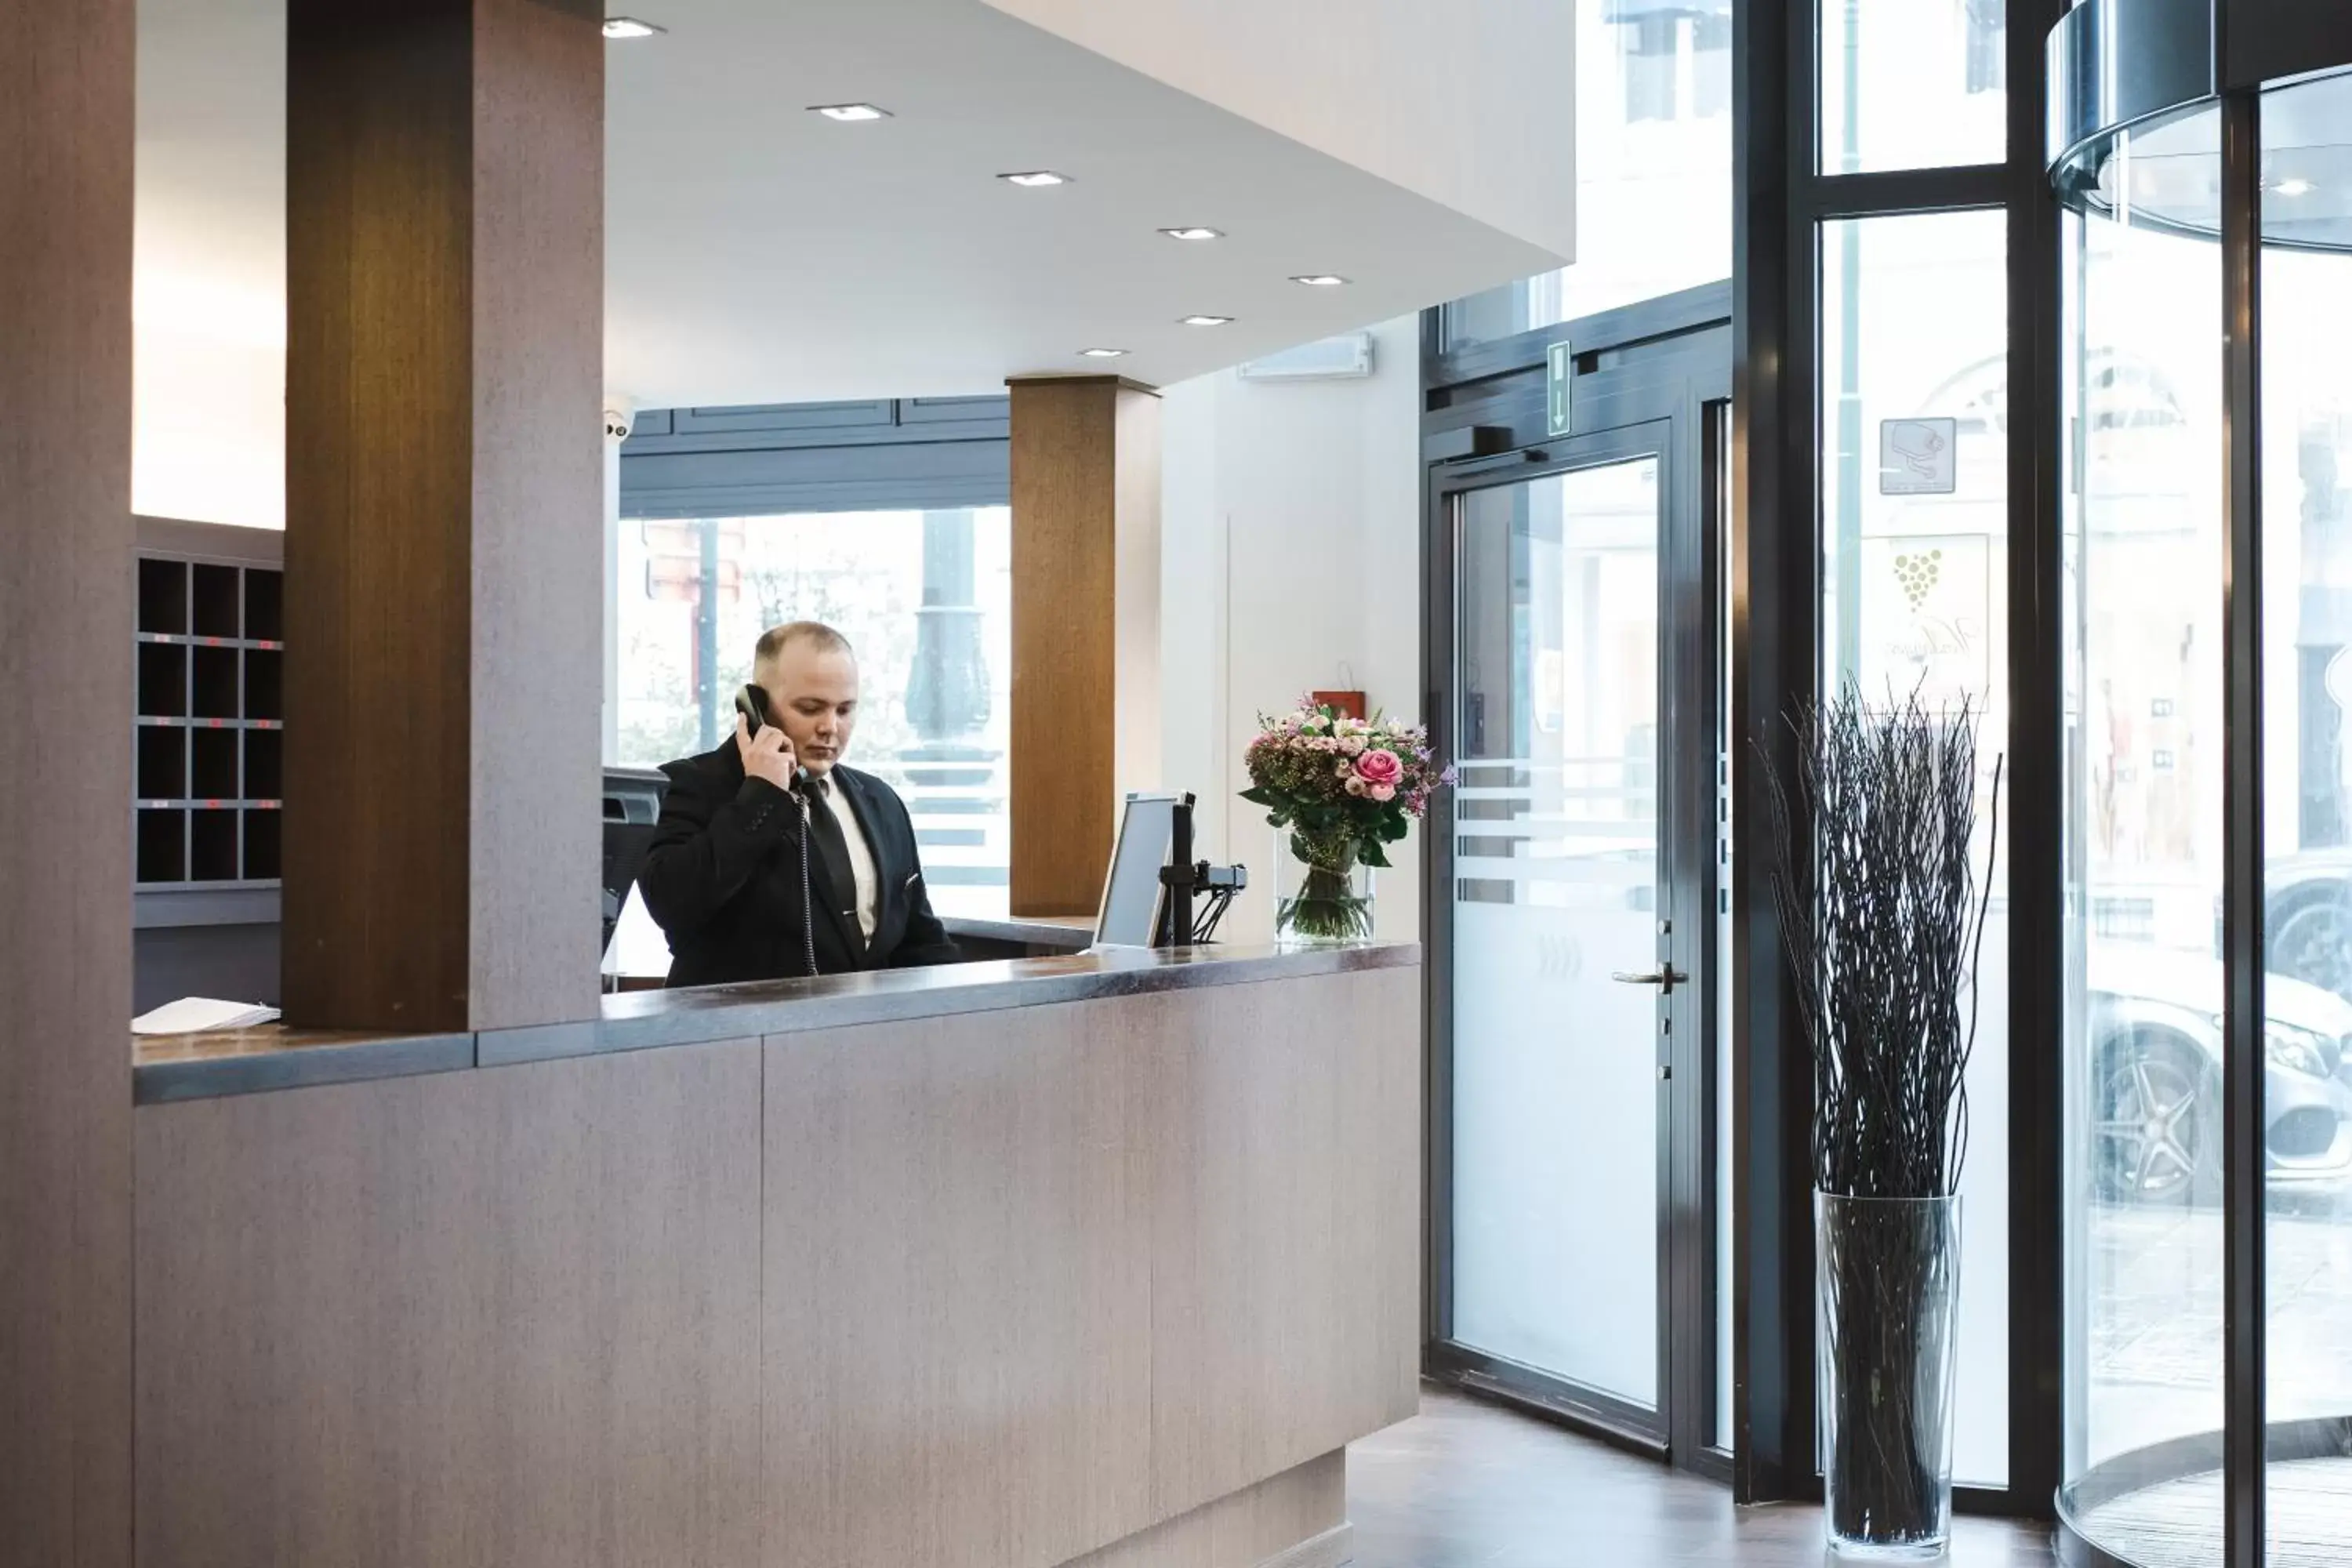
2093;1030;2218;1207
2272;891;2352;1001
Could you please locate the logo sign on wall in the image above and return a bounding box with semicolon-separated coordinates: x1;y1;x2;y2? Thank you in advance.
1879;417;1959;495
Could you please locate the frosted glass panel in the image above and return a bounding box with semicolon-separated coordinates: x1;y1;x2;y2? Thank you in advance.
1450;460;1662;1410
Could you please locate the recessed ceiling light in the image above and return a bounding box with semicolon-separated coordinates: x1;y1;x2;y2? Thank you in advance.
602;16;664;38
1080;347;1129;358
810;103;891;122
1160;227;1225;241
1000;171;1072;187
1291;274;1351;287
2274;176;2316;197
1179;315;1234;328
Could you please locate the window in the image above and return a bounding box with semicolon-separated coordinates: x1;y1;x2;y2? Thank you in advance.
1439;0;1732;348
1820;206;2013;1487
1819;0;2006;174
2056;65;2352;1568
2062;115;2227;1497
2258;68;2352;1540
614;506;1013;907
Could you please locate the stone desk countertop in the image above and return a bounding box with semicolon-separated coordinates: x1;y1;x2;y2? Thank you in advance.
132;939;1421;1104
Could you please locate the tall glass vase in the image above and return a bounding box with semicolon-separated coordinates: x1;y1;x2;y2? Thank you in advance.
1815;1192;1962;1559
1272;828;1374;945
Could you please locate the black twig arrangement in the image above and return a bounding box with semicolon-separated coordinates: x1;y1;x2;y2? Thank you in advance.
1762;684;2002;1199
1759;682;2002;1552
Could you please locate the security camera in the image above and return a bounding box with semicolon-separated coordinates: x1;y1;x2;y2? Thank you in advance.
603;407;633;441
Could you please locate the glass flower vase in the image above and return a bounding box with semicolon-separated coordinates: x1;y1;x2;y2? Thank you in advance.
1273;829;1375;946
1816;1192;1963;1559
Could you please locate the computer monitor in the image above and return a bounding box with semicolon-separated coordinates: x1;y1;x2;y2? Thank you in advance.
601;881;673;984
1094;793;1181;947
600;767;670;975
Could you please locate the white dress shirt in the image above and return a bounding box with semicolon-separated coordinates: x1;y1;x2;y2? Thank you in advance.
811;771;880;943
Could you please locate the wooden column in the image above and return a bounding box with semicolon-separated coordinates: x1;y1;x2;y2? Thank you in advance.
1007;376;1163;917
0;2;136;1563
284;0;604;1031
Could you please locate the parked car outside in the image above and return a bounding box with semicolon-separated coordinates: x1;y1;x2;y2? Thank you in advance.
2259;848;2352;1000
2089;944;2352;1206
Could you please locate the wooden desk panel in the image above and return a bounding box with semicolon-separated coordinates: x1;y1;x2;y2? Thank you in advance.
761;1001;1156;1567
135;1042;764;1568
759;969;1419;1568
1146;968;1424;1519
1068;1453;1348;1568
129;957;1421;1568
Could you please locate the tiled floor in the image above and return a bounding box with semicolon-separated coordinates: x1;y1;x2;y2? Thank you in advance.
1347;1386;2056;1567
2087;1198;2352;1457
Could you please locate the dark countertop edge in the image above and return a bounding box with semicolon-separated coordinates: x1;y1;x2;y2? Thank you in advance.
131;943;1422;1102
133;1032;475;1106
938;913;1095;949
482;942;1421;1067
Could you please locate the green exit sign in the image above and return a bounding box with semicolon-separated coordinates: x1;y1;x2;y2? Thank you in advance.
1546;340;1573;435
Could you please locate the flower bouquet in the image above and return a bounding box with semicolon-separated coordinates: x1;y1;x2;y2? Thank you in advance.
1241;699;1450;942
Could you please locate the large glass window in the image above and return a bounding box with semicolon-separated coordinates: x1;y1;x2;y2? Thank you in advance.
614;506;1013;909
2259;67;2352;1559
1819;0;2006;174
1820;206;2012;1488
2060;103;2228;1546
1439;0;1731;348
2060;71;2352;1565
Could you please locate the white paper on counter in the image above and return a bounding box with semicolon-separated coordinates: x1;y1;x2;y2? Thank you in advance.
132;997;281;1035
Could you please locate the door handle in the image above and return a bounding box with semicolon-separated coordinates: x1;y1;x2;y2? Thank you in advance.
1611;966;1688;996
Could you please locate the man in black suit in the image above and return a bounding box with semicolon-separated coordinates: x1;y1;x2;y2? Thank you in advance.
638;621;958;985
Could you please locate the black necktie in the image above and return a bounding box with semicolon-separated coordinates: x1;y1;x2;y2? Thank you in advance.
804;779;863;960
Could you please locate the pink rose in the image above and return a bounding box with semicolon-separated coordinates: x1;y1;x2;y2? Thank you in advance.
1354;749;1403;789
1370;783;1396;802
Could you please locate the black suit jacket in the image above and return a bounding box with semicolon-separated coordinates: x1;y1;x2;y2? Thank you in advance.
637;742;958;987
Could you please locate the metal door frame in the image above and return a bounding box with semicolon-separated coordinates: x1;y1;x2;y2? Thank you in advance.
1422;317;1731;1471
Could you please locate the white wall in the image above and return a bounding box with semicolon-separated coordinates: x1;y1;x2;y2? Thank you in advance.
134;0;286;528
1159;314;1424;945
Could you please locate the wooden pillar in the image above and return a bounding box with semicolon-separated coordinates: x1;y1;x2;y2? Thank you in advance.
283;0;604;1032
1007;377;1163;917
0;2;136;1563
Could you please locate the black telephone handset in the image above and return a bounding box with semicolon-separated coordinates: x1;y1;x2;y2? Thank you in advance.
735;685;810;789
734;682;773;735
736;684;820;976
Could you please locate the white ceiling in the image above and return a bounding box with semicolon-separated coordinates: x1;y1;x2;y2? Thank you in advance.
604;0;1564;405
136;0;1566;422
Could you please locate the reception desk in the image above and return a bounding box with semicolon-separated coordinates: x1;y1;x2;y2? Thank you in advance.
130;942;1421;1568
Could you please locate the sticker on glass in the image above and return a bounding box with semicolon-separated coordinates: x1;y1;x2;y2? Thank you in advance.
1878;417;1959;495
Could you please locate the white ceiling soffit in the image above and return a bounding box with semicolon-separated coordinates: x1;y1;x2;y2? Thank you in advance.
132;0;1566;441
979;0;1578;262
606;0;1565;405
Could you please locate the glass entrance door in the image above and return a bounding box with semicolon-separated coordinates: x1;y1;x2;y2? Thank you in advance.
1437;423;1710;1448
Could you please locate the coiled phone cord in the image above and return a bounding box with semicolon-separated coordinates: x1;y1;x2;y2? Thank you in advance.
795;790;817;978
